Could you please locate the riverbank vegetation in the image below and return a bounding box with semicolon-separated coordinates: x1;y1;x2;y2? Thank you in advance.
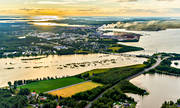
161;98;180;108
0;63;149;108
84;64;146;84
91;80;147;108
0;89;28;108
67;64;147;108
0;55;155;108
148;53;180;76
106;44;144;53
117;80;148;95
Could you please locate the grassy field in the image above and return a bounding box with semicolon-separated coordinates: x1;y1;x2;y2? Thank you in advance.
108;47;122;52
74;50;90;54
48;81;103;97
82;64;145;77
82;68;110;76
19;77;85;93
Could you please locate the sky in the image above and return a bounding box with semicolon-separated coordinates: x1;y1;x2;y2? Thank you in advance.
0;0;180;16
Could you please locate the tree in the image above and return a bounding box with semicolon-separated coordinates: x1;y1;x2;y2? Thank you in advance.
75;100;87;108
8;82;12;88
82;73;89;78
177;99;180;104
18;88;30;95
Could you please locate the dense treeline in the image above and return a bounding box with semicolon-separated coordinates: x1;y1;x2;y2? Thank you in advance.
59;98;88;108
9;76;64;89
149;53;180;76
91;80;147;108
116;45;143;53
72;85;109;101
0;89;28;108
90;65;146;85
106;44;144;53
1;54;154;108
143;57;156;68
156;65;180;75
91;87;135;108
0;87;60;108
117;80;147;95
58;64;148;108
161;98;180;108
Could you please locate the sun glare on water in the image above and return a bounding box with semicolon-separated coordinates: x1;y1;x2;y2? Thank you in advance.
32;15;62;21
31;16;87;27
33;22;87;27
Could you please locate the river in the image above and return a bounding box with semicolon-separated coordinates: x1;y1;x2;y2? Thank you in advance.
101;28;180;108
0;54;146;87
1;28;180;107
102;29;180;55
126;73;180;108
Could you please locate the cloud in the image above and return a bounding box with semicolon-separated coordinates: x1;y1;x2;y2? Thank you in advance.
36;1;75;5
104;0;137;2
1;0;180;16
156;0;174;1
36;0;97;5
116;0;137;2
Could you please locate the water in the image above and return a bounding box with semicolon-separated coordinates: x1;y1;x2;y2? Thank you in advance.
0;54;146;87
127;74;180;108
101;28;180;108
124;29;180;54
102;29;180;54
171;60;180;69
1;16;180;107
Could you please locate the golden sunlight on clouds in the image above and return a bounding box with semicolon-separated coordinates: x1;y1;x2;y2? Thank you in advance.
0;0;180;16
0;8;105;16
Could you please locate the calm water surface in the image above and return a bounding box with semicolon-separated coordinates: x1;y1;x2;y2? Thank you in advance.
127;74;180;108
124;29;180;53
0;54;146;87
171;60;180;69
1;28;180;107
103;28;180;108
103;29;180;54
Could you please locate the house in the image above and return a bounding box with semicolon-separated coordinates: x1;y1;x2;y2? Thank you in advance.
39;96;47;101
31;92;36;97
56;106;62;108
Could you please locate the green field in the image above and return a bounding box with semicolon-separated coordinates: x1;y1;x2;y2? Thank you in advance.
82;64;145;77
108;47;122;52
82;68;110;76
19;77;85;93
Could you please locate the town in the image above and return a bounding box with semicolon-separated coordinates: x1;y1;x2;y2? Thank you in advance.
0;25;142;58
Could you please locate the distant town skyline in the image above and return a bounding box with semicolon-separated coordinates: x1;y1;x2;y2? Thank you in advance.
0;0;180;16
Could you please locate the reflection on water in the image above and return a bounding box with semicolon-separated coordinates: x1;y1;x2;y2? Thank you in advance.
32;22;87;27
103;29;180;54
123;29;180;54
0;54;146;87
127;74;180;108
171;60;180;69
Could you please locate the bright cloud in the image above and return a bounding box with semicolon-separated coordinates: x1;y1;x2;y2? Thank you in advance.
0;0;180;16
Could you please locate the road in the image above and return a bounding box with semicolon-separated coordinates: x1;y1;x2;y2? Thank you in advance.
126;56;164;81
85;56;167;108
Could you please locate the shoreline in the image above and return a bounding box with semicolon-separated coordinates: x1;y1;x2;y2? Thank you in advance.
0;52;147;88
